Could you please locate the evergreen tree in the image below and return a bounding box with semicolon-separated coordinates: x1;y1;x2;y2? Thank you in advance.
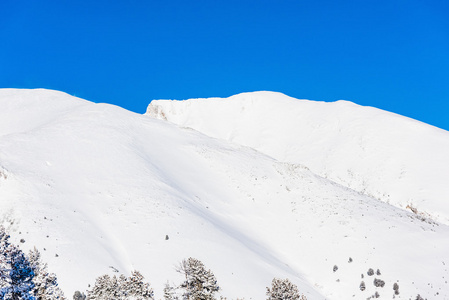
28;248;65;300
86;271;153;300
0;226;36;300
177;258;219;300
163;282;178;300
0;227;10;248
125;271;153;300
86;274;116;300
266;278;305;300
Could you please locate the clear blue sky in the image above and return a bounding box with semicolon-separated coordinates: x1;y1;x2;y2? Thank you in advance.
1;1;448;130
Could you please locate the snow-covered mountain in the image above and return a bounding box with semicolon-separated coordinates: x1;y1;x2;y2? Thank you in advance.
147;91;449;225
1;89;449;299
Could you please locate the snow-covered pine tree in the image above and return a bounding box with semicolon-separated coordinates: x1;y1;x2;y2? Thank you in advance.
177;257;219;300
86;271;153;300
266;278;306;300
86;274;115;300
0;226;36;300
163;282;178;300
108;275;129;300
124;271;153;300
0;226;9;291
0;227;10;248
28;248;65;300
117;275;128;299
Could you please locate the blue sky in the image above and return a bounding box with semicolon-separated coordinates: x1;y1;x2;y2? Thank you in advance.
1;1;448;130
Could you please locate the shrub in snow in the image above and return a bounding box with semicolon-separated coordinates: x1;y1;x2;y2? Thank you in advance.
359;281;366;291
266;278;305;300
177;257;219;300
0;226;36;300
72;291;86;300
415;295;425;300
332;265;338;272
86;271;153;300
376;269;381;276
393;283;399;295
373;278;385;288
367;268;374;276
28;247;66;299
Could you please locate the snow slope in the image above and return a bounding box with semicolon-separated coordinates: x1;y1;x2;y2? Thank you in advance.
1;89;449;299
147;91;449;225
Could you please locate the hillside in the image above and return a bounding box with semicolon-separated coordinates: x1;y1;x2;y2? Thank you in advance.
1;89;448;299
147;91;449;225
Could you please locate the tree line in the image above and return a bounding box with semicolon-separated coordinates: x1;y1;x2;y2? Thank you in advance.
0;227;306;300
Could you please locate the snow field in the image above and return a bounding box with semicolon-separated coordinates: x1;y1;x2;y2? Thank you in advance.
0;89;448;299
148;91;449;225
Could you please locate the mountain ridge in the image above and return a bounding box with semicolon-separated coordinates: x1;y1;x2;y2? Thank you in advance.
1;89;448;299
147;91;449;225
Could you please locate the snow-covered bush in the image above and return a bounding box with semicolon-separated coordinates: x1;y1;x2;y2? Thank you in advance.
359;281;366;291
266;278;306;300
177;257;219;300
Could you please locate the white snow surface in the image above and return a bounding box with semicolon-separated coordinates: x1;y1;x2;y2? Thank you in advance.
147;91;449;225
0;89;448;300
